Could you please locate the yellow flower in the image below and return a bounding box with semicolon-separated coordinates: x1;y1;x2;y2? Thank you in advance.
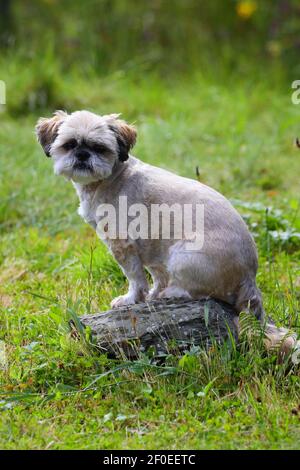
236;1;257;19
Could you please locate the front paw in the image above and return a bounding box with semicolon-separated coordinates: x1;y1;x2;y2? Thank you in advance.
110;293;137;308
146;287;161;301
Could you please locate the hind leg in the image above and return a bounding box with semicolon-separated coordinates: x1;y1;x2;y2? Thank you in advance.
157;242;205;301
157;241;260;311
159;241;218;301
158;284;192;300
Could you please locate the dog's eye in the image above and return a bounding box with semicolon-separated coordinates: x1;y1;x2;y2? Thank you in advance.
92;143;108;153
62;139;77;151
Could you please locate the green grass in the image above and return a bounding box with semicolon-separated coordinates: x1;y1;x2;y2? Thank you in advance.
0;70;300;449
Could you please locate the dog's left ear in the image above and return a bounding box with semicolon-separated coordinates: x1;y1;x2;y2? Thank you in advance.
106;114;137;162
35;110;68;157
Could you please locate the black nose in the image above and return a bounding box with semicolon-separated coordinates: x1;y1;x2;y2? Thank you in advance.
76;149;90;162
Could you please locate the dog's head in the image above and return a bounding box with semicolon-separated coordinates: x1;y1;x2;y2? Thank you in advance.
36;110;136;184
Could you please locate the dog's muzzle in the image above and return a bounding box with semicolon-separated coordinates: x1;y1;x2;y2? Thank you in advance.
73;148;93;171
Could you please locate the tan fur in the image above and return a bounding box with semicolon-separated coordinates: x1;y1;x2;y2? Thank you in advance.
104;114;137;150
35;111;67;157
115;120;137;149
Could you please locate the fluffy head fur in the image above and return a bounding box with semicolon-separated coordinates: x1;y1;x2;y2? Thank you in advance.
36;110;136;184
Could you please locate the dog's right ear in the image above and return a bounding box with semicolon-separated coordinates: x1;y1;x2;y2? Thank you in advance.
35;110;68;157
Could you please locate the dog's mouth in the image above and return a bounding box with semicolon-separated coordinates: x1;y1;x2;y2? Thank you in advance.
73;162;93;171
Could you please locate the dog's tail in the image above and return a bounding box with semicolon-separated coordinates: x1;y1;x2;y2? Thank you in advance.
235;277;265;322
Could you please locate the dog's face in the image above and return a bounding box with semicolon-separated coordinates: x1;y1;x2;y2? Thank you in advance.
36;110;136;184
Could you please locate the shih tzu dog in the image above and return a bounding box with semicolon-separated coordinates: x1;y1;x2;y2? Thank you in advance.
36;110;264;320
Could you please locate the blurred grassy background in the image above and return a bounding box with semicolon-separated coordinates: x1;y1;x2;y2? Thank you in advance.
1;0;300;115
